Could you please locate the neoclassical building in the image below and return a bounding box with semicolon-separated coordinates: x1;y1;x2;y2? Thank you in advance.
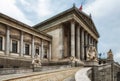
0;6;99;68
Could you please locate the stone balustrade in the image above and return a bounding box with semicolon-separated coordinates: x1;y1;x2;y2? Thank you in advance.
1;67;80;81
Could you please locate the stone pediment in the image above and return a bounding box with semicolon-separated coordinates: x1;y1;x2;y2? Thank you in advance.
33;6;99;38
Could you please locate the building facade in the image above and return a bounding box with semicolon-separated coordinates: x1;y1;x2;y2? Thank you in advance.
0;6;99;68
0;13;52;68
34;6;99;62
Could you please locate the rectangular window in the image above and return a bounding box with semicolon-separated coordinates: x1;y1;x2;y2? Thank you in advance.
25;44;29;55
0;37;2;51
36;47;39;55
12;40;18;53
44;48;47;58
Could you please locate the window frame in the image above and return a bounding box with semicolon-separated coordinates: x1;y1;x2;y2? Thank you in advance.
24;43;30;55
11;39;19;53
0;36;3;51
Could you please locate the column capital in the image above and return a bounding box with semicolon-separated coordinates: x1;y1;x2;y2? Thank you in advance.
6;26;10;30
70;19;76;24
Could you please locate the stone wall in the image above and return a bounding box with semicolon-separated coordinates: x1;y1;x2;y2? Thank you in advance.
0;68;32;75
47;25;63;60
0;57;32;68
91;62;120;81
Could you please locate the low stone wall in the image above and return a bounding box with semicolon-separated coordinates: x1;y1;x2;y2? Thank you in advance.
75;68;92;81
1;67;80;81
34;65;71;72
0;68;32;75
91;62;120;81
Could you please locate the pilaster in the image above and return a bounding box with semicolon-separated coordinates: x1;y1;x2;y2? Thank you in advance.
5;26;10;55
31;36;35;58
20;31;23;56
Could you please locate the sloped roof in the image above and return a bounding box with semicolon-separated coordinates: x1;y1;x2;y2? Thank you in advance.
33;6;100;38
0;13;52;38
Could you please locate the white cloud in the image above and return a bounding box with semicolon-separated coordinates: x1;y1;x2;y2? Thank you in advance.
36;0;52;17
83;0;120;63
0;0;32;25
114;51;120;63
84;0;120;19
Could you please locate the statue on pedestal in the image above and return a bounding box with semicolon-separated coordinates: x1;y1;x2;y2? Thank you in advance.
86;45;98;62
107;49;113;60
32;54;41;68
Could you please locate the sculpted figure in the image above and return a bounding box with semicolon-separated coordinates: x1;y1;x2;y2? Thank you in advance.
32;54;41;67
69;56;84;66
87;46;98;61
107;49;113;60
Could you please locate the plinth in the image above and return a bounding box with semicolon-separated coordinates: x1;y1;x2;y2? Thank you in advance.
84;61;98;67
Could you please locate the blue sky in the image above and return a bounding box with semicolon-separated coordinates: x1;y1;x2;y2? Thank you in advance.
0;0;120;63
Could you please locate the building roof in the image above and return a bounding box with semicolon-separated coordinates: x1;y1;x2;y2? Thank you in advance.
33;6;100;38
0;13;52;38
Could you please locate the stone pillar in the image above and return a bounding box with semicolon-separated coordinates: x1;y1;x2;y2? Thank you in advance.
20;31;24;56
89;35;91;45
87;34;89;45
71;21;75;57
31;36;35;58
91;37;93;45
81;29;84;60
85;32;88;60
5;26;10;55
48;43;52;61
95;41;98;51
59;25;64;58
41;40;44;59
76;26;80;59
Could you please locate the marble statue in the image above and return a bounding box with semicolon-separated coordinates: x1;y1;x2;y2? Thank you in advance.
86;46;98;61
32;54;41;67
107;49;113;60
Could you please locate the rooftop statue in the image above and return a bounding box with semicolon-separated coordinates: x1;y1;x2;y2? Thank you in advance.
107;49;113;60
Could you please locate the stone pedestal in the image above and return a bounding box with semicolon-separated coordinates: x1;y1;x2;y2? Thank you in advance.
33;67;42;72
84;61;98;66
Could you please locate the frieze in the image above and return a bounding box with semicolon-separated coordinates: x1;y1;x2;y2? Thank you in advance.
34;42;41;45
23;39;32;43
10;35;20;40
0;31;6;36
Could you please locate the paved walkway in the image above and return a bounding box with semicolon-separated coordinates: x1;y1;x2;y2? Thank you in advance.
0;67;80;81
75;68;91;81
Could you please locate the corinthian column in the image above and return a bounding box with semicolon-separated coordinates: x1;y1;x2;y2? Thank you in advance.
76;26;80;59
81;29;84;60
5;26;10;55
71;21;75;57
